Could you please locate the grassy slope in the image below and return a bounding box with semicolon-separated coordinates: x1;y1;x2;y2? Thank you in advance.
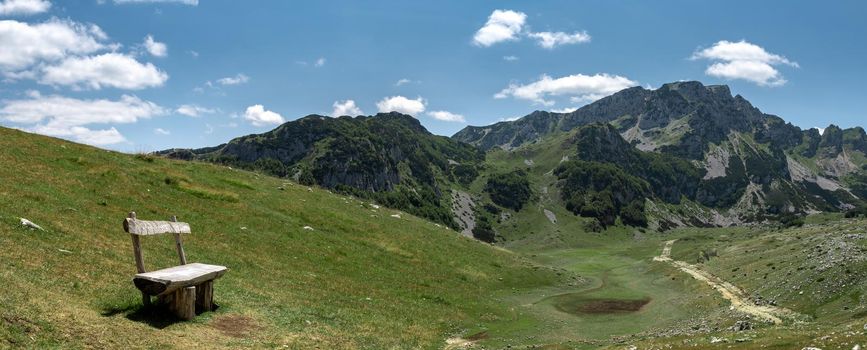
470;138;867;348
0;128;562;349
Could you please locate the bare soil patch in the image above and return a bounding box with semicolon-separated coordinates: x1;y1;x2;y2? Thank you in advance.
575;298;651;314
211;314;259;338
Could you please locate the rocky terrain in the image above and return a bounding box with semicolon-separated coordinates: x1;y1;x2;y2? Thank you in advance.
162;81;867;235
160;112;484;228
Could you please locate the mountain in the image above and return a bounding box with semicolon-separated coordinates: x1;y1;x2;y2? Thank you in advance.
456;81;867;231
160;112;484;228
161;82;866;236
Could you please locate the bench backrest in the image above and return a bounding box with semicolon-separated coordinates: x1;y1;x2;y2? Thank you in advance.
122;211;189;273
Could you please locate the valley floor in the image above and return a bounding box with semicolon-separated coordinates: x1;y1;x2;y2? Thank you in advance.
452;220;867;349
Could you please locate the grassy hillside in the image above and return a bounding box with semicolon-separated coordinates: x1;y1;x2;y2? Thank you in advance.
0;127;561;349
3;126;866;350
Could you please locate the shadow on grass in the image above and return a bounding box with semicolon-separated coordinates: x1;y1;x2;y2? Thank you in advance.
101;301;220;329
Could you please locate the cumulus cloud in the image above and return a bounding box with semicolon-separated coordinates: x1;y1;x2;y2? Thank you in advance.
176;104;215;117
331;99;363;117
0;93;165;145
528;31;591;49
314;57;326;67
499;116;521;122
376;95;426;115
243;104;284;126
427;110;466;123
113;0;198;5
550;106;578;113
394;78;412;86
691;40;798;86
153;127;170;135
495;73;637;106
473;9;526;47
0;19;169;91
0;0;51;15
39;53;168;90
0;19;106;72
143;34;167;57
216;73;249;85
473;9;591;49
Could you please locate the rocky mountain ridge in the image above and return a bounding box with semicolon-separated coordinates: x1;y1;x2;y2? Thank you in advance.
161;81;867;237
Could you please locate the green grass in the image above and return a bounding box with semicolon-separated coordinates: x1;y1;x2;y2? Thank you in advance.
0;127;563;349
3;127;867;349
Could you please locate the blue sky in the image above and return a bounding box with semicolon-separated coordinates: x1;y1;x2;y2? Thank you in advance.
0;0;865;151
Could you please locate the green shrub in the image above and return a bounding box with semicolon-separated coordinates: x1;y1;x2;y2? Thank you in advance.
485;170;532;211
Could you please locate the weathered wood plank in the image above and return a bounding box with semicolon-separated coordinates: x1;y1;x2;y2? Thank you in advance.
133;263;227;296
196;280;215;312
171;216;188;265
124;217;191;236
169;286;196;321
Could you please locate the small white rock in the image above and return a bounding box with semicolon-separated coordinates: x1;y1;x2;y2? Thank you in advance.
20;218;44;231
390;214;401;219
302;226;314;231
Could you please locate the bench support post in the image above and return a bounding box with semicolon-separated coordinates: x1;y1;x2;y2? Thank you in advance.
196;280;215;312
168;286;196;321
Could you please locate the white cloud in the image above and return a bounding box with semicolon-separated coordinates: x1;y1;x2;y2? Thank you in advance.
815;127;825;135
0;93;165;145
691;40;798;86
314;57;326;67
376;95;426;115
503;55;519;61
527;31;591;49
113;0;198;5
153;127;170;135
495;73;637;106
331;99;363;117
216;73;249;85
143;34;167;57
472;9;526;47
427;110;466;123
473;10;591;50
499;116;521;122
188;50;198;57
394;78;412;86
0;19;106;72
39;53;168;90
551;107;578;113
32;125;127;145
176;104;215;117
243;104;284;126
0;0;51;15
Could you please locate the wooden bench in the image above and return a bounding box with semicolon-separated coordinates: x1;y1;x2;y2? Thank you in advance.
123;212;227;320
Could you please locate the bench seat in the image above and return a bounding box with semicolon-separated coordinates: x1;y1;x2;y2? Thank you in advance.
133;262;227;296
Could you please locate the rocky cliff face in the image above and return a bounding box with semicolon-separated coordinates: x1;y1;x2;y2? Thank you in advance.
457;81;867;225
160;112;484;228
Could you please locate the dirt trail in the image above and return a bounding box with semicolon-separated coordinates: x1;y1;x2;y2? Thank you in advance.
653;239;797;324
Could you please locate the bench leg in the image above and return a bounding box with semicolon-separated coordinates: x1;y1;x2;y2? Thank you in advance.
169;286;196;321
142;292;151;306
196;280;215;312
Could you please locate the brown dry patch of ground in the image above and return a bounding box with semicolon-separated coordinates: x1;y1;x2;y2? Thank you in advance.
574;298;651;314
210;314;260;338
